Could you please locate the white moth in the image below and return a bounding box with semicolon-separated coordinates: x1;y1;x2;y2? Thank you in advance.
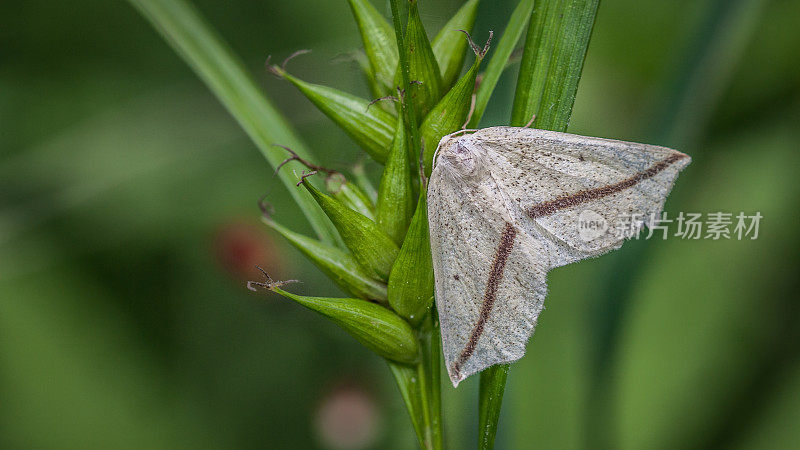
427;127;690;386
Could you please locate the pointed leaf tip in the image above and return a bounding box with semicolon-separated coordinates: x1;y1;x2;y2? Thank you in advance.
300;177;399;281
273;66;396;164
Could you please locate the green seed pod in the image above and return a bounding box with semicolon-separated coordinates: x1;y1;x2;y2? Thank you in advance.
387;187;434;327
420;50;484;173
301;177;399;281
347;0;398;92
375;116;415;245
262;217;387;303
396;1;442;120
432;0;480;90
271;66;395;163
326;174;376;221
271;287;419;364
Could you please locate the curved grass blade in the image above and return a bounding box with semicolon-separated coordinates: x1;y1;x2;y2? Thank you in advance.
127;0;340;245
432;0;481;90
468;0;535;127
271;66;396;163
347;0;399;92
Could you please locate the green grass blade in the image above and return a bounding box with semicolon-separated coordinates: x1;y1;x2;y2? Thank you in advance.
510;0;600;129
479;364;509;450
469;0;535;127
127;0;340;245
478;1;600;448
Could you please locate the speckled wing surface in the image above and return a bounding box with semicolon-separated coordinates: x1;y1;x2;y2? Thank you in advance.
428;127;690;386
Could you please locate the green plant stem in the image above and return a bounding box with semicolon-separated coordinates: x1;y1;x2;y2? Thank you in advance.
478;0;600;448
127;0;340;246
388;2;442;448
420;309;443;449
479;364;509;450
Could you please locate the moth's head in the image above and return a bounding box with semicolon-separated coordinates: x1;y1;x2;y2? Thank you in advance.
436;137;485;178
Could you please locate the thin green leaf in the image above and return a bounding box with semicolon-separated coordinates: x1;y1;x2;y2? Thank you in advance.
127;0;339;245
420;310;443;450
510;0;600;129
301;177;399;281
432;0;481;90
376;115;415;244
262;217;387;303
469;0;535;127
397;0;443;120
348;0;399;91
479;364;509;450
271;66;396;163
269;287;418;364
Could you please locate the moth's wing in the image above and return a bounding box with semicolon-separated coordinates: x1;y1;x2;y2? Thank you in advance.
428;164;547;387
471;127;691;268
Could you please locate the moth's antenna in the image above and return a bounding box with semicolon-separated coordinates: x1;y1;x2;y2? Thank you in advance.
246;265;300;292
523;114;537;128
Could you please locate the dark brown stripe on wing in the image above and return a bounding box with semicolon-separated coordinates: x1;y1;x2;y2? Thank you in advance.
528;152;687;219
451;222;518;377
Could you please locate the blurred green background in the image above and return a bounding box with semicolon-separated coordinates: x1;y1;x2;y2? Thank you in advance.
1;0;798;449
